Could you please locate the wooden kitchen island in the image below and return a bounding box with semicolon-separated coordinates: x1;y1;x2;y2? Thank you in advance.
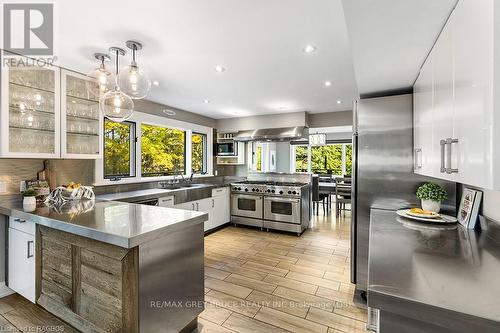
0;199;207;333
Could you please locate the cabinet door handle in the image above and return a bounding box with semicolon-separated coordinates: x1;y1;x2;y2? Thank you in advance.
27;240;34;259
196;202;199;211
440;139;446;173
212;199;215;208
446;138;459;174
192;203;195;210
414;148;422;170
14;218;26;223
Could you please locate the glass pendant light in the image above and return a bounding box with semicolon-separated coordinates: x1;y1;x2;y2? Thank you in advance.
100;47;134;122
86;53;112;98
117;40;151;99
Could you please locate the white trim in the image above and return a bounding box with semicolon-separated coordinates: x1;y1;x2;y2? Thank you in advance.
290;142;352;175
94;110;213;186
0;282;14;298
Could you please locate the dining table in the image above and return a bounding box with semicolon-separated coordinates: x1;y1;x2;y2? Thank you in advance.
319;182;336;210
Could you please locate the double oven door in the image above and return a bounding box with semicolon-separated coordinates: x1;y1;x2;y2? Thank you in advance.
231;194;263;219
264;196;301;224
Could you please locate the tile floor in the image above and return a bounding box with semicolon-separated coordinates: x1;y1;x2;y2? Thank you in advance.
0;209;367;333
198;209;369;333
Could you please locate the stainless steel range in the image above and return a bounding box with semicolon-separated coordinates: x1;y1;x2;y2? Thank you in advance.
230;179;310;235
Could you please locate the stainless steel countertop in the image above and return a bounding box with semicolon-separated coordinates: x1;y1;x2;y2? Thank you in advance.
96;184;229;203
368;209;500;330
0;198;207;249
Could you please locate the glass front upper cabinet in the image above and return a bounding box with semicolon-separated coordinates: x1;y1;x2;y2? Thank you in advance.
0;56;61;158
61;70;102;158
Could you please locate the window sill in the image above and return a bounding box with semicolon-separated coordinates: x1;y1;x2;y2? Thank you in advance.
93;174;215;187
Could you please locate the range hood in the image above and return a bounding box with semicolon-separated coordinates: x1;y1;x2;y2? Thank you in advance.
233;126;309;142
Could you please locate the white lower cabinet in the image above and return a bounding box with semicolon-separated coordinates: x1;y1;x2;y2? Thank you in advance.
8;220;35;303
211;187;230;230
173;187;230;232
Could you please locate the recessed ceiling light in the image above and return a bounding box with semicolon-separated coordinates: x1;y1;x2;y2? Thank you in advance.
324;81;332;87
337;100;342;104
303;45;317;53
152;80;160;86
215;65;226;73
162;109;176;116
203;99;210;104
278;106;288;111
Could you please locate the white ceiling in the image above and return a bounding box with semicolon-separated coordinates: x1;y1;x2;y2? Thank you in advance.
53;0;357;119
341;0;457;96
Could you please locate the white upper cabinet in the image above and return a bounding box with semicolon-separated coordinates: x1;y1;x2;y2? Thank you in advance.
452;0;494;189
1;56;103;159
413;0;500;189
413;50;435;177
1;57;61;158
61;70;103;159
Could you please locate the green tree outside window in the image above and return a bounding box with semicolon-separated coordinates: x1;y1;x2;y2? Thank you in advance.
141;123;186;176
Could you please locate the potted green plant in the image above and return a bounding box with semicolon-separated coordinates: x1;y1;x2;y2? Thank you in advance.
416;183;448;213
22;188;37;211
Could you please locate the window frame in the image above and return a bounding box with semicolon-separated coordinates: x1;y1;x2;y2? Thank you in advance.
191;132;208;174
102;118;136;180
94;110;213;185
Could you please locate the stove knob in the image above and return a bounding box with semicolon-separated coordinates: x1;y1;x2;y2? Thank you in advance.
237;187;242;191
279;191;284;195
271;190;275;193
267;189;271;193
293;191;297;195
233;187;237;190
244;188;248;192
251;188;255;192
288;191;292;194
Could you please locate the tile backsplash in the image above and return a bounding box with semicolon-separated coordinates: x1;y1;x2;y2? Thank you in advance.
0;159;94;194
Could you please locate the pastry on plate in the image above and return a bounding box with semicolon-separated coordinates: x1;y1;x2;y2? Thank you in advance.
408;207;440;218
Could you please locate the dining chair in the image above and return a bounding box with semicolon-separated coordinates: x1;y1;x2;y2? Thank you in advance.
335;177;352;217
312;176;328;215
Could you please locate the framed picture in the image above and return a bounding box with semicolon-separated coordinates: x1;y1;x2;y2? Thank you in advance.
457;188;482;229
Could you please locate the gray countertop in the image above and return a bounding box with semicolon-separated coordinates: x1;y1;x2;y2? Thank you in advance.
0;197;207;249
96;183;229;203
368;209;500;331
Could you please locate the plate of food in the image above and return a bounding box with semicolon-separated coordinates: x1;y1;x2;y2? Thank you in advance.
396;209;457;223
406;208;440;219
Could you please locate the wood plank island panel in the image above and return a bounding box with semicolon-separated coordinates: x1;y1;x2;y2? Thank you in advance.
36;225;139;333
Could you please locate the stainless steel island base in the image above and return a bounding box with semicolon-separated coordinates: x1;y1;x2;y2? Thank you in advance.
138;222;204;333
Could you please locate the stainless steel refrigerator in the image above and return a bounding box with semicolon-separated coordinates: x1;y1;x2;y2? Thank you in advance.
350;94;456;294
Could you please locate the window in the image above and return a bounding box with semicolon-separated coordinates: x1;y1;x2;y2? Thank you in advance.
191;132;207;174
293;145;308;173
98;111;213;184
311;144;342;174
345;144;352;176
141;123;186;177
256;144;262;171
103;119;135;178
291;142;352;176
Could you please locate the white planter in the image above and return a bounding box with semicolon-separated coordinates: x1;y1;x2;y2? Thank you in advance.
23;196;36;212
421;199;441;213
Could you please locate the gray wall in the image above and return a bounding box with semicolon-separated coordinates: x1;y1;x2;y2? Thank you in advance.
216;111;308;131
307;110;353;127
135;99;216;128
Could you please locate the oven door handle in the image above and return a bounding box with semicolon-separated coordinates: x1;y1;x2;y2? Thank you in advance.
264;197;300;203
232;194;262;200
